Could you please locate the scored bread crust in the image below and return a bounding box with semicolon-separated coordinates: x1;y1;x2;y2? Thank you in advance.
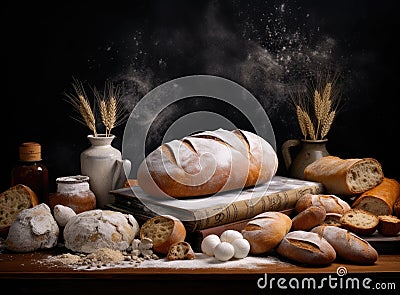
303;156;384;196
137;129;278;198
339;209;379;236
140;215;186;255
0;184;39;236
241;211;292;254
311;225;378;265
295;194;351;215
351;178;400;216
276;230;336;265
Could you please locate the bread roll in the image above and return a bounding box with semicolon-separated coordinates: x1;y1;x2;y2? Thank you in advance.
63;209;139;253
140;215;186;255
377;215;400;236
137;128;278;198
304;156;384;196
351;178;400;216
5;203;59;252
295;194;351;214
167;241;195;260
241;211;292;254
291;205;326;231
340;209;379;236
311;225;378;265
0;184;39;236
276;230;336;265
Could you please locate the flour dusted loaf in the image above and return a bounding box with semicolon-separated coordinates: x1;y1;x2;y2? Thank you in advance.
241;211;292;254
137;128;278;198
63;209;139;253
311;225;378;265
351;178;400;216
304;156;384;196
5;203;59;252
0;184;39;236
276;230;336;265
140;215;186;255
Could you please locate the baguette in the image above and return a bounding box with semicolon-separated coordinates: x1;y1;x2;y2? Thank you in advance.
137;128;278;198
241;211;292;254
295;193;351;214
311;225;378;265
303;156;384;196
351;178;400;216
140;215;186;255
276;230;336;265
0;184;39;236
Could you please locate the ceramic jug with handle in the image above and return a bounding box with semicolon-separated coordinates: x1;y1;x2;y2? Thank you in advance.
80;134;131;208
281;139;329;180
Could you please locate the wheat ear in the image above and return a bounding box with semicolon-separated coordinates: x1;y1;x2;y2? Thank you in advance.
296;105;308;139
320;110;335;139
64;78;97;136
301;107;316;140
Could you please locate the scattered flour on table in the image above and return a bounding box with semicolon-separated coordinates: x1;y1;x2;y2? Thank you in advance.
40;249;290;271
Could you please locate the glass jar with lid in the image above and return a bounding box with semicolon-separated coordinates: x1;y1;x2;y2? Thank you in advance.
49;175;96;214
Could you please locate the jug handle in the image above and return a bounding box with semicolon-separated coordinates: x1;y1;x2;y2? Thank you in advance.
281;139;301;171
112;159;132;190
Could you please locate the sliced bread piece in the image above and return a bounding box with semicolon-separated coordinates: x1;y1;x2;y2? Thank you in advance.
340;209;379;236
0;184;39;236
140;215;186;255
167;241;195;260
304;156;384;196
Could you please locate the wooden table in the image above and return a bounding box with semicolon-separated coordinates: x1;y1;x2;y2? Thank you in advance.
1;249;399;295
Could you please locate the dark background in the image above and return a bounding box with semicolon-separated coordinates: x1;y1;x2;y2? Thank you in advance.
2;0;400;193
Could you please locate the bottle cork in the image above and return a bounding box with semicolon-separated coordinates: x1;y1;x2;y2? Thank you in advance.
19;142;42;162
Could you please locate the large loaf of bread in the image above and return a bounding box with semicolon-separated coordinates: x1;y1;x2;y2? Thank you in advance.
303;156;384;196
311;225;378;265
137;128;278;198
351;177;400;216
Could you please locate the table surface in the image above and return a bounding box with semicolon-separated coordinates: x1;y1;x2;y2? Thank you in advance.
1;249;399;295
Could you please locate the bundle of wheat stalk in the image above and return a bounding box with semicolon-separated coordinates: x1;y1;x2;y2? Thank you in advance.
294;81;339;140
64;78;127;137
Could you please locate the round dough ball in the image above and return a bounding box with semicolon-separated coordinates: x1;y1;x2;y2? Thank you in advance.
214;242;235;261
220;229;243;243
63;209;139;253
53;204;76;227
201;234;221;256
231;238;250;259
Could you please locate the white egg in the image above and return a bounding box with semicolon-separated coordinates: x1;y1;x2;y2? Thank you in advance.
220;229;243;243
214;242;235;261
231;238;250;259
201;234;221;256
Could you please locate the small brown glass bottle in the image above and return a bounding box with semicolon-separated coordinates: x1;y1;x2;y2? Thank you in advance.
11;142;49;204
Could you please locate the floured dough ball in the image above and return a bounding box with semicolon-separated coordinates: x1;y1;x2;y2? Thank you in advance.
5;203;59;252
53;204;76;227
63;209;139;253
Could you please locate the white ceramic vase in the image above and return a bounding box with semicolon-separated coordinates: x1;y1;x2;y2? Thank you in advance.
80;134;131;208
